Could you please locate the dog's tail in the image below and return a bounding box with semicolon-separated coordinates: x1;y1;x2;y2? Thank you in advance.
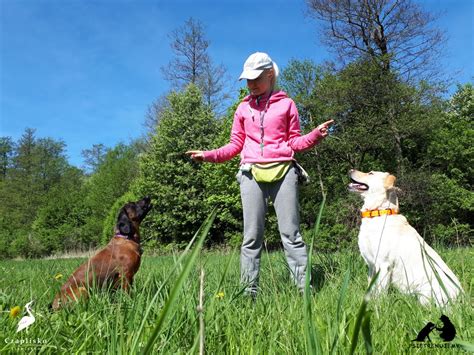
419;238;463;304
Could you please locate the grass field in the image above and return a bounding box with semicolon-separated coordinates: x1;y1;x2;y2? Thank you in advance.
1;241;472;354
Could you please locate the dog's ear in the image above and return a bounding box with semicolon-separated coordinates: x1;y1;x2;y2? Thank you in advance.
384;174;396;190
117;209;132;235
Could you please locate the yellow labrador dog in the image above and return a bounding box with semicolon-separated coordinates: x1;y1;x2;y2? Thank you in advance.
349;169;463;306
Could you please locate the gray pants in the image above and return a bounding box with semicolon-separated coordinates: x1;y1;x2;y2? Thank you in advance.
237;165;308;294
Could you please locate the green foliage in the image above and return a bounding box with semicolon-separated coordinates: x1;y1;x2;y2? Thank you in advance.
0;136;14;178
134;84;218;244
428;83;473;187
0;129;72;258
1;63;472;257
81;143;108;174
101;191;138;245
279;59;472;249
32;167;87;255
82;142;141;246
279;59;324;128
0;128;142;257
201;88;246;246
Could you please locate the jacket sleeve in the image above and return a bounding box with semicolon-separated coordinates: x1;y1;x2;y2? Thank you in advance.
287;100;323;152
202;110;245;163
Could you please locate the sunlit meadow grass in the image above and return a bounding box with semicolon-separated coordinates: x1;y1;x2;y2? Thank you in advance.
1;243;472;354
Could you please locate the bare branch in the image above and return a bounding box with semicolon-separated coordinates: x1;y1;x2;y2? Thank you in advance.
160;17;231;114
306;0;445;80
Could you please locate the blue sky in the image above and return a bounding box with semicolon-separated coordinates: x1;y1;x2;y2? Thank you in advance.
1;0;473;168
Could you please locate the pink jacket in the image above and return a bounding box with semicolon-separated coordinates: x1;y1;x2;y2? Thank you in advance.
202;90;324;164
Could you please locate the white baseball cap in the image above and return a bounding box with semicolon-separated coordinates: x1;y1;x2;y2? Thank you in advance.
239;52;279;80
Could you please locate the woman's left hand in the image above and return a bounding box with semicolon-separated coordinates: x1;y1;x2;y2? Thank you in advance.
317;120;334;137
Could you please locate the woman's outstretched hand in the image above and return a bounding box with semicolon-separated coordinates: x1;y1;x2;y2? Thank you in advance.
317;120;335;138
185;150;205;162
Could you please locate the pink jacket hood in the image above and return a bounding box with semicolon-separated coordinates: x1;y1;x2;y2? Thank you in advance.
203;90;323;164
241;90;287;104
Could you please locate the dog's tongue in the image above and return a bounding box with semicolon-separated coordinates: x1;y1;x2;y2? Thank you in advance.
349;182;368;190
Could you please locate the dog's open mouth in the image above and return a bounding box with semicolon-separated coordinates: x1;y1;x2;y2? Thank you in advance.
348;177;369;192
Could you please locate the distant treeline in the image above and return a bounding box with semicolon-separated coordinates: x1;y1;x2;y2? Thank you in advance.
1;60;472;258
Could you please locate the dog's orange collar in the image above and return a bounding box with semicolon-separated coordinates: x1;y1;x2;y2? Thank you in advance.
361;209;398;218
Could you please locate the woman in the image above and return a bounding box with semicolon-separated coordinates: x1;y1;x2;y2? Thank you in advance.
187;52;333;296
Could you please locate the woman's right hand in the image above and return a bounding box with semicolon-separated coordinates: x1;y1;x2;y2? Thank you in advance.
185;150;205;162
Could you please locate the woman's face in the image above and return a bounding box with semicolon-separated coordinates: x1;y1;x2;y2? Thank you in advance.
247;69;273;96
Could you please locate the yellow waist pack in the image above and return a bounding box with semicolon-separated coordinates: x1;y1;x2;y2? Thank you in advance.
251;162;291;183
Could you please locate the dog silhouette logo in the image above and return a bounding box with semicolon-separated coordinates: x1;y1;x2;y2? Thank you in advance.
412;315;456;342
436;315;456;342
412;322;436;342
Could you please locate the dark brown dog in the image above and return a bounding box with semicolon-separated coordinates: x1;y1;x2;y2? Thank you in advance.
52;196;152;310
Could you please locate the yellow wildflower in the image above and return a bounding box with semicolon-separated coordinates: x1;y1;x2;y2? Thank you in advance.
215;291;224;299
9;306;21;318
54;273;63;280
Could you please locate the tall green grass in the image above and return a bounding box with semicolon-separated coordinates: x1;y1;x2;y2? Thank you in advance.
0;217;472;353
304;194;325;355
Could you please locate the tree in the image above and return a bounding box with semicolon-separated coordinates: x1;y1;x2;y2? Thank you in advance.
162;17;209;86
82;141;142;247
198;58;232;115
5;129;68;226
81;143;108;174
32;166;86;255
278;59;472;249
280;59;422;171
279;59;325;129
28;140;143;257
134;84;218;245
143;94;170;137
0;137;13;179
161;17;230;114
0;129;71;257
200;89;247;246
422;83;473;244
36;137;68;191
304;0;448;173
428;83;474;187
306;0;444;80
